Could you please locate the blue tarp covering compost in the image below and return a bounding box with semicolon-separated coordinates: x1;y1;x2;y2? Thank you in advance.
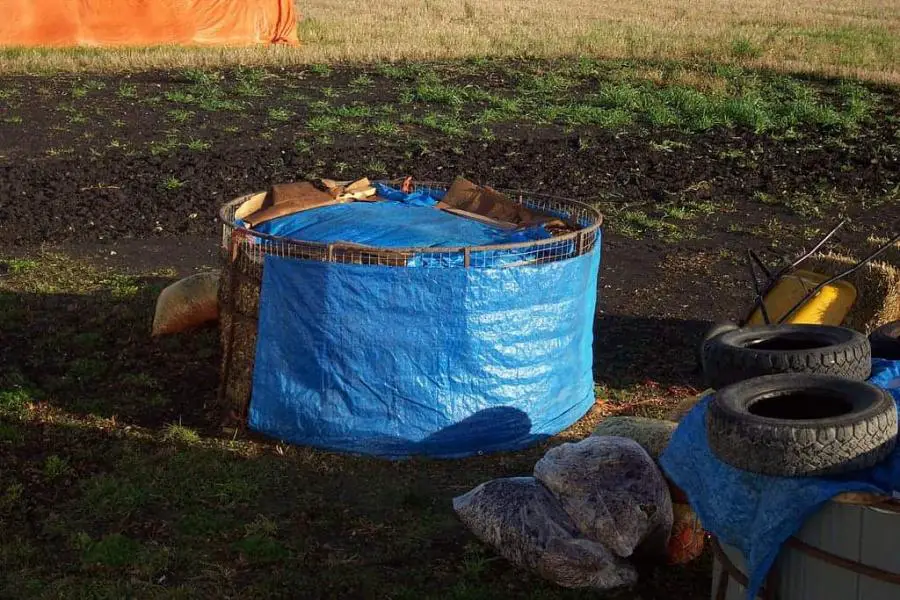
248;245;601;458
249;183;552;248
660;359;900;600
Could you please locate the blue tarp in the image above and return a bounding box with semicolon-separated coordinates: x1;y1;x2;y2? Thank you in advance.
247;244;601;459
249;183;552;248
660;359;900;599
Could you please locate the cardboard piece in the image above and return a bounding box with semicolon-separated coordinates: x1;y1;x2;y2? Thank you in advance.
439;178;542;226
321;177;377;201
438;207;519;230
242;182;338;228
234;192;268;221
438;178;579;235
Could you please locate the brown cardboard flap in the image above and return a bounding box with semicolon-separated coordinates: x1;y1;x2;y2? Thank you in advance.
437;206;519;230
234;192;269;221
321;177;374;198
243;182;337;227
441;178;541;226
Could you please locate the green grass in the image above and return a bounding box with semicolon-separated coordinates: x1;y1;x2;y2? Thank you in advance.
371;120;401;136
8;61;884;165
731;36;763;60
234;67;268;97
117;83;138;99
237;61;882;139
81;534;143;568
0;251;717;599
309;63;333;77
0;385;31;418
43;455;71;480
350;74;375;88
168;108;195;123
160;176;185;191
3;258;38;274
186;138;211;152
163;422;201;444
307;114;341;132
420;112;467;137
268;107;295;122
611;208;690;241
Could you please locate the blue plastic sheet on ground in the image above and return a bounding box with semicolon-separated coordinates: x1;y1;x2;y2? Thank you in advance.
248;184;551;248
660;359;900;600
248;244;602;459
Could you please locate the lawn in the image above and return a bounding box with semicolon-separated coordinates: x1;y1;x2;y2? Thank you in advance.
0;4;899;600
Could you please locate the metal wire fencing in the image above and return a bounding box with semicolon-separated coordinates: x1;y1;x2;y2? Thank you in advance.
219;181;603;280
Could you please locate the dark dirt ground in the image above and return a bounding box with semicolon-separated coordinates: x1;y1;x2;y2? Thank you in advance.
0;60;898;599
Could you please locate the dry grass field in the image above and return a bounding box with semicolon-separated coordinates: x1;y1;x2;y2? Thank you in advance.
0;0;897;81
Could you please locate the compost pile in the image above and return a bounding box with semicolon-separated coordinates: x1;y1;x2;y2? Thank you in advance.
235;176;579;246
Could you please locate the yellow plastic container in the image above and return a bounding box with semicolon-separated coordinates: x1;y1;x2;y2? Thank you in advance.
747;269;857;326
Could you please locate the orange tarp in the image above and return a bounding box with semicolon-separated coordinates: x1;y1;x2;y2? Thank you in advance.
0;0;299;47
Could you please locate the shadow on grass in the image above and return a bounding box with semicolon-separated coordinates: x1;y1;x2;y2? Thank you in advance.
593;314;709;388
0;415;711;600
0;269;712;598
0;275;220;430
1;271;707;431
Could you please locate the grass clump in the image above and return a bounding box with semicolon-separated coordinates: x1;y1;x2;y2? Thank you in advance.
162;423;201;444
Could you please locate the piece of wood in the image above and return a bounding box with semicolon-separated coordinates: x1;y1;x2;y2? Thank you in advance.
338;187;377;201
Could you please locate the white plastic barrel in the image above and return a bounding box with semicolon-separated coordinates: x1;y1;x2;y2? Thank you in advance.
711;498;900;600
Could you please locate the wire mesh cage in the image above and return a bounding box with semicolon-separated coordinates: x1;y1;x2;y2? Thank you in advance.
217;181;604;425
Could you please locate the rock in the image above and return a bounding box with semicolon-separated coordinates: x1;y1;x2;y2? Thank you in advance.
591;416;677;459
666;389;713;423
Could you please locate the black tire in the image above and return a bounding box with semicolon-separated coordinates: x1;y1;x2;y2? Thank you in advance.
870;320;900;360
697;321;739;373
701;324;871;389
706;374;898;477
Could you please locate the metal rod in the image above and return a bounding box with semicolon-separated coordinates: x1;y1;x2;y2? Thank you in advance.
782;219;847;274
777;231;900;324
749;249;772;279
747;250;772;325
740;220;848;325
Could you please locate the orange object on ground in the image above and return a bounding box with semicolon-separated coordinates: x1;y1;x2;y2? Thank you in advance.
0;0;299;47
666;504;707;565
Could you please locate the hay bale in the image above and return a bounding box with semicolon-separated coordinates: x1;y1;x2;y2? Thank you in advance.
867;236;900;268
803;252;900;333
219;310;259;422
217;241;263;425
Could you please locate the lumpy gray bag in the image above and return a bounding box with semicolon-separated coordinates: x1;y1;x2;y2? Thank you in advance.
534;436;673;558
452;477;637;590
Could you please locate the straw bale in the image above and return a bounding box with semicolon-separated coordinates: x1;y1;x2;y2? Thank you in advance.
803;252;900;333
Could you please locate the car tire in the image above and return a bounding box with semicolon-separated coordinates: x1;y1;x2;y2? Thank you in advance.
697;321;739;372
701;324;871;389
706;374;897;477
870;320;900;360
